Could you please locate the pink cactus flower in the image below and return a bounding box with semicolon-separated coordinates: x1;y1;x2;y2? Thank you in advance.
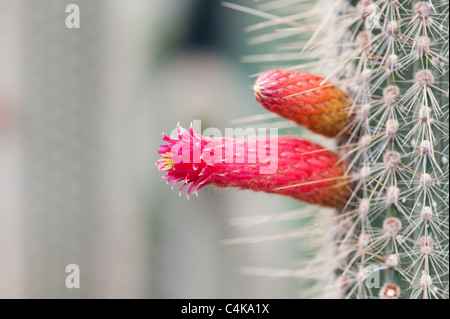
157;124;350;208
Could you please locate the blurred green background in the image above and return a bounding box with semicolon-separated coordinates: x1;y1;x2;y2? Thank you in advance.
0;0;313;298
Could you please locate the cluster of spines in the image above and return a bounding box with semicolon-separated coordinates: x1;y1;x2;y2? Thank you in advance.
327;0;449;299
224;0;448;299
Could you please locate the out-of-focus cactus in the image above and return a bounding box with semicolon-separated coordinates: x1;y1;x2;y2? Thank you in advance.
158;0;449;299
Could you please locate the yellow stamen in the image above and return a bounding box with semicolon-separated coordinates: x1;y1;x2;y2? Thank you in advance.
160;152;175;171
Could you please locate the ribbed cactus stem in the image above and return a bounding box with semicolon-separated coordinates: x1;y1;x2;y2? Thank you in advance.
327;0;449;299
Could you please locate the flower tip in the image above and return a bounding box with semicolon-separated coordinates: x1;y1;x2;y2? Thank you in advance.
253;69;352;138
189;123;196;138
253;82;262;96
176;122;182;136
157;124;210;198
253;70;276;98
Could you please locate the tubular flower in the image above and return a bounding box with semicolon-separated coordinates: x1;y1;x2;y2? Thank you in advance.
157;124;350;208
254;70;350;137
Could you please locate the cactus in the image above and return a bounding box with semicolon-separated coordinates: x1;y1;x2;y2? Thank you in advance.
300;0;448;299
158;0;449;299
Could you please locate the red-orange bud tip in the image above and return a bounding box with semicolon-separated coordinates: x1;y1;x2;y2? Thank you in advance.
254;70;351;137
